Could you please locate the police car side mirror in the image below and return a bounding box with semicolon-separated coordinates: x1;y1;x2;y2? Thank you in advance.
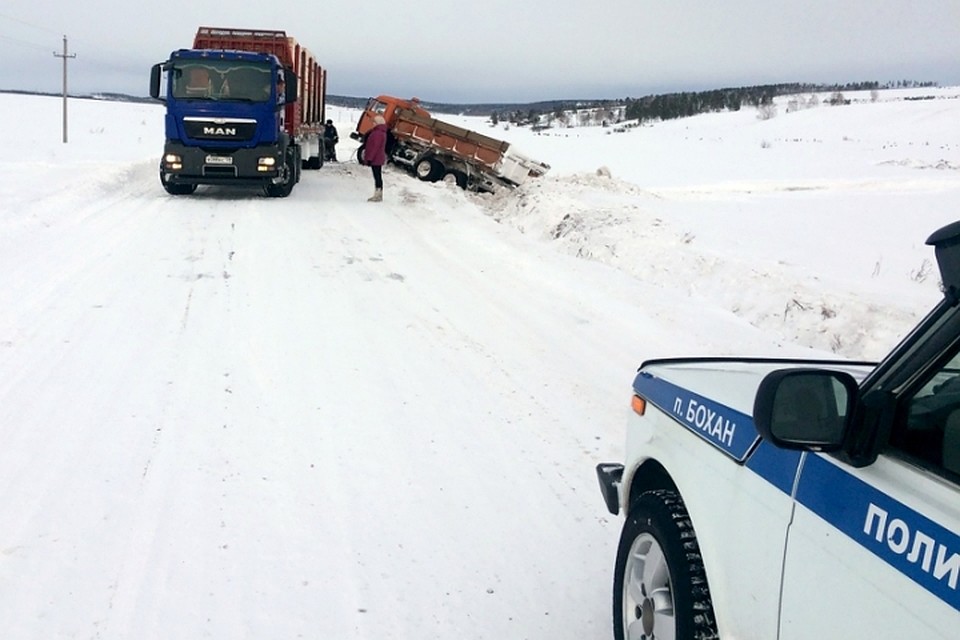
753;369;859;452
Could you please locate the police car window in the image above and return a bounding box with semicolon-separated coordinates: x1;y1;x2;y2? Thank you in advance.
896;349;960;479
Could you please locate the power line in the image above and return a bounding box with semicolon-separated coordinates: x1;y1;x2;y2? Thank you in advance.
0;11;134;57
0;11;60;35
0;16;153;94
0;32;50;52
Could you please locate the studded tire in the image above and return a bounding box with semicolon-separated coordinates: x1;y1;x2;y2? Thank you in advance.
613;490;718;640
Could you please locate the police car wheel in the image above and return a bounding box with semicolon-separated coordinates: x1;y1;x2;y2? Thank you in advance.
613;490;717;640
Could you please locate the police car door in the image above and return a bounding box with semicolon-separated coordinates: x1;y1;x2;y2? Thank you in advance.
777;349;960;638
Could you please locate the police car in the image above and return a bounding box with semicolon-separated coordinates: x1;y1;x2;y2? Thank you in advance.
597;222;960;639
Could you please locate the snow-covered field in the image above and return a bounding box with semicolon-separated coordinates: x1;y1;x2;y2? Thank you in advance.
0;87;958;639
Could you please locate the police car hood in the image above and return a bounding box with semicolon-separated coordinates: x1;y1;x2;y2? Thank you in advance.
639;357;876;416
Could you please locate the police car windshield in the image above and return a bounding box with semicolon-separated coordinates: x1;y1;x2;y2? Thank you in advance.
171;61;272;103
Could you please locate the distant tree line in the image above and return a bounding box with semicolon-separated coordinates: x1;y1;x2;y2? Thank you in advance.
325;78;939;124
622;80;936;124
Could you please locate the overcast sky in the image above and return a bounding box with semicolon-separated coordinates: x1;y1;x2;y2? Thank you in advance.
1;1;958;103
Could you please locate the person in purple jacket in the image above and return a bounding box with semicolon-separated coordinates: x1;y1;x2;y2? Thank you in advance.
363;114;388;202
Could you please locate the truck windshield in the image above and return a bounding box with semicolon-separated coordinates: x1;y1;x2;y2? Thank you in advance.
366;98;388;115
170;60;273;102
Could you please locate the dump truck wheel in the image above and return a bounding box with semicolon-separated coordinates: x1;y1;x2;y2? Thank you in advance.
416;158;442;182
442;171;467;189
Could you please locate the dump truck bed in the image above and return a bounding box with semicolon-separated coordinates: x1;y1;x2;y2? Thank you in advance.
393;108;510;172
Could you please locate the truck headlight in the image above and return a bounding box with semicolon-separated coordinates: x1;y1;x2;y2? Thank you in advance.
164;153;182;170
258;156;277;171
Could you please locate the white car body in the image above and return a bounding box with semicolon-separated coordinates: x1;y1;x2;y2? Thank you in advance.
601;222;960;639
616;359;958;638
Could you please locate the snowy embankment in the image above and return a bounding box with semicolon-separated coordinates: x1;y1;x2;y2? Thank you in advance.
0;88;957;639
463;87;960;360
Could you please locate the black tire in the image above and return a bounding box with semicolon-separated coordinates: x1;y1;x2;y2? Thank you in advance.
613;490;718;640
266;149;297;198
356;143;367;166
304;146;322;170
161;178;196;195
415;157;442;182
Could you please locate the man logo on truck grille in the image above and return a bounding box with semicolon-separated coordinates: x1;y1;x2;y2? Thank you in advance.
204;126;237;136
183;118;256;141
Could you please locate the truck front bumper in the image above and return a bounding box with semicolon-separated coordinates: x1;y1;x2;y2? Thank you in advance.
596;463;624;515
160;141;284;186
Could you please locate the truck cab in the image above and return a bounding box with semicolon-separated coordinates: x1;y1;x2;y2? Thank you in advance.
149;26;325;198
151;49;300;197
597;221;960;639
353;96;430;138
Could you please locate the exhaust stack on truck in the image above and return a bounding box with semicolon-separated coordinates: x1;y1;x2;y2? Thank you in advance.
150;27;327;197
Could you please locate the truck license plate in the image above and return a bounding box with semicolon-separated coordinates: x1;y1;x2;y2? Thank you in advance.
205;155;233;165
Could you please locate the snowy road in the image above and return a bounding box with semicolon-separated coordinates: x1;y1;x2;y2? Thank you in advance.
0;153;684;638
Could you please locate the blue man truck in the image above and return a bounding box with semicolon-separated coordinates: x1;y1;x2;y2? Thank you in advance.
149;27;327;197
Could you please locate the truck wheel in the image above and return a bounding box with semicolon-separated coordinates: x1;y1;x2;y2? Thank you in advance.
613;490;718;640
305;140;324;170
162;180;196;195
442;171;467;189
265;153;296;198
356;144;367;166
415;158;442;182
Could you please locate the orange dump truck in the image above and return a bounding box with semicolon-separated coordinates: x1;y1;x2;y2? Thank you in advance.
352;96;550;192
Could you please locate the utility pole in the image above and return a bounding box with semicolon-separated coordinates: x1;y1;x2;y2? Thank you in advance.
53;35;76;143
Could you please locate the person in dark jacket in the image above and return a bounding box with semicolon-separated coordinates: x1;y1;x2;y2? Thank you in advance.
363;114;388;202
323;119;339;161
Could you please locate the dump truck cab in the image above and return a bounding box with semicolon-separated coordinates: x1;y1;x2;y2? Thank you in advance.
354;96;430;138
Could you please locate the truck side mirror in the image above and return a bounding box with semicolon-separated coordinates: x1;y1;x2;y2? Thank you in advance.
149;63;163;100
753;369;859;451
